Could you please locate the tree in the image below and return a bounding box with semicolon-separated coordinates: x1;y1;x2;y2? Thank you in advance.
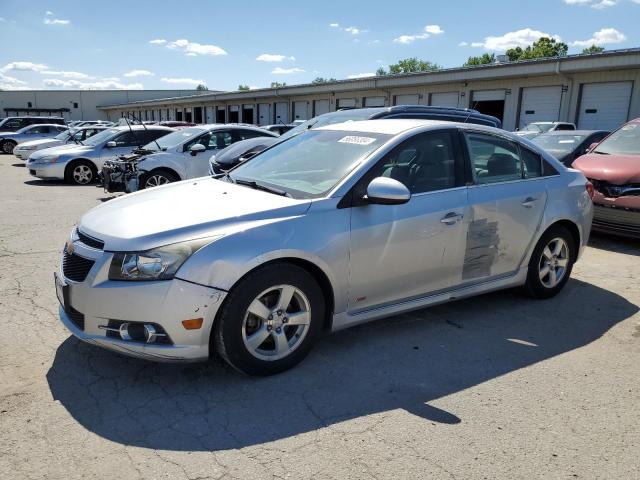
375;67;387;76
238;84;250;91
506;37;568;61
196;84;208;91
582;45;605;54
312;77;337;84
270;81;287;88
464;53;495;67
381;58;440;75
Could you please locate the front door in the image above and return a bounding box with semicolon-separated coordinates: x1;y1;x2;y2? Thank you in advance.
462;130;548;282
185;130;233;178
348;130;469;313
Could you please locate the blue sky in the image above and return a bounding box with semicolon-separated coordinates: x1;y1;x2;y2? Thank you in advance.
0;0;638;91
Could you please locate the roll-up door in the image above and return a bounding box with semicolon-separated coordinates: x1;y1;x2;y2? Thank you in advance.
430;92;459;108
313;99;330;116
518;86;563;128
337;98;356;109
293;101;309;120
577;81;633;131
275;102;289;123
364;96;386;107
394;94;419;105
258;104;270;125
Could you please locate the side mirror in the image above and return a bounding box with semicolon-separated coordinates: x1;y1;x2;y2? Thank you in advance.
365;177;410;205
190;143;206;155
105;141;117;148
587;142;599;153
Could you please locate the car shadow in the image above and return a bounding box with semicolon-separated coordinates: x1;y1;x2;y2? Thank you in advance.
588;232;640;257
12;163;25;167
47;279;637;452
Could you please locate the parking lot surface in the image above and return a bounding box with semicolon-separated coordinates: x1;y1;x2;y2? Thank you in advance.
1;154;639;480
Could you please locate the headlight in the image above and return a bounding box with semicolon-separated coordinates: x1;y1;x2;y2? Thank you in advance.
108;237;219;281
40;155;60;163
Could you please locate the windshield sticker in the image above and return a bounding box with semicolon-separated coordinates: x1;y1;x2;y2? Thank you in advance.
338;136;376;145
558;140;576;144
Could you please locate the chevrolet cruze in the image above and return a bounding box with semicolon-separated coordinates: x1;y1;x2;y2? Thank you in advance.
55;119;593;375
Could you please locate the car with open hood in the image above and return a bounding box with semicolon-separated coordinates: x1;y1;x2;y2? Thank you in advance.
572;118;640;238
55;119;592;375
14;126;109;160
0;124;69;154
26;125;173;185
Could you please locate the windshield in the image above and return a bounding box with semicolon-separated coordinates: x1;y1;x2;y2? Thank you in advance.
594;123;640;155
228;129;391;199
54;130;72;141
143;127;204;150
16;125;35;134
82;128;120;147
523;123;551;133
532;134;587;153
278;109;380;141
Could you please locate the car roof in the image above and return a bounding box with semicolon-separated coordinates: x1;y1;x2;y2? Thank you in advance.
113;125;173;131
317;119;450;135
539;130;609;136
23;123;68;128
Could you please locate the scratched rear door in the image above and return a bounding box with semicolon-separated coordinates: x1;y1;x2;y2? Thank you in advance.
460;130;547;283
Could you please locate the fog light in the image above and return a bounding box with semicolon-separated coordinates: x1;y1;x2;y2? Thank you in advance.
182;318;203;330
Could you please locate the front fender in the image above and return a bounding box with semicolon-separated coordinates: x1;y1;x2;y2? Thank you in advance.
138;153;186;179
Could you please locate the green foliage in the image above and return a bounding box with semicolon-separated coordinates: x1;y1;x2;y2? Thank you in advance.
376;58;440;76
237;84;250;91
270;81;287;88
312;77;337;84
506;37;568;61
582;45;605;54
195;84;208;91
464;53;496;67
375;67;387;76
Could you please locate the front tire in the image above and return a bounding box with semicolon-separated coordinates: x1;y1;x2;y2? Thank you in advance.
141;169;178;189
66;160;97;185
2;140;16;155
524;225;576;299
213;263;325;376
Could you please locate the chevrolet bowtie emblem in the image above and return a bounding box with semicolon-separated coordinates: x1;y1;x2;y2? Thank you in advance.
66;239;75;254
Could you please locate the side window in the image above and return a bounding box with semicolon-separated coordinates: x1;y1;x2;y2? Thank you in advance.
464;133;522;184
520;147;543;178
235;129;267;140
140;130;167;144
211;131;233;149
86;129;101;139
30;126;49;134
372;131;458;194
4;119;23;129
555;124;574;131
113;131;139;146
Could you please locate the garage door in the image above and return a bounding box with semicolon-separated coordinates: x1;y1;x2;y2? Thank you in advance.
293;101;309;120
337;98;356;109
518;86;562;128
394;94;419;106
313;99;330;116
258;103;270;125
430;92;459;108
275;102;289;123
364;96;386;107
578;81;633;131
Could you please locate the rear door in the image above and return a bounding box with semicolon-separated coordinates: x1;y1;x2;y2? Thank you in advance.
462;130;548;282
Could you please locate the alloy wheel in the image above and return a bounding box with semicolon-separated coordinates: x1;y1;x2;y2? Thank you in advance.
145;175;170;188
242;284;311;361
538;237;569;288
2;142;14;154
72;165;93;184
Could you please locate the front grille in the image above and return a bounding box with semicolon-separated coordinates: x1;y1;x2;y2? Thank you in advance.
590;179;640;198
77;229;104;250
68;307;85;330
62;248;95;282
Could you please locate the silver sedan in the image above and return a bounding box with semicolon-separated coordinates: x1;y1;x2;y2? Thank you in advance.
0;124;68;154
55;119;593;375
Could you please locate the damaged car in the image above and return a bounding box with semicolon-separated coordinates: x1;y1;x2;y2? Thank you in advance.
55;119;592;375
101;124;277;193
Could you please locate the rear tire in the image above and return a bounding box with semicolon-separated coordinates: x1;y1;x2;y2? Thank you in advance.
66;160;97;185
523;225;576;299
141;169;179;189
213;263;325;376
1;140;16;155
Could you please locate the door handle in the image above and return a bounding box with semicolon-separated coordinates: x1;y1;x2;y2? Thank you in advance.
440;212;463;225
521;197;538;208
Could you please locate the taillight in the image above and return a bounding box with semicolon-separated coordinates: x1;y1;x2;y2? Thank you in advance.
586;181;595;200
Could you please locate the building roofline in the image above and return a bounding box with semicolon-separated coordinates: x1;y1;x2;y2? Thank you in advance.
97;47;640;110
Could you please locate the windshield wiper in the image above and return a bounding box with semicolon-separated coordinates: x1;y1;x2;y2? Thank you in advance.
234;177;291;197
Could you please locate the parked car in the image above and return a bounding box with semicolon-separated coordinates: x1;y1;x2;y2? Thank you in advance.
209;105;503;174
531;130;610;167
0;124;69;154
514;122;576;140
0;116;66;132
55;119;592;375
101;125;278;193
262;124;296;135
572;118;640;238
26;125;173;185
14;126;109;160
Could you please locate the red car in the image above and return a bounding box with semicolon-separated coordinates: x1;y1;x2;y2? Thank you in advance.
572;118;640;238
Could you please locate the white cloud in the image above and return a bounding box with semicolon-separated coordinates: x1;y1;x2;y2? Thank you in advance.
123;69;154;77
459;41;469;46
471;28;562;51
344;26;361;35
0;72;29;90
160;77;205;86
42;78;143;89
393;24;444;44
271;67;305;74
564;0;618;7
1;61;48;72
329;23;339;27
165;38;227;56
256;54;295;62
149;38;166;45
347;72;374;79
43;11;70;25
571;27;626;46
0;17;6;22
42;70;92;79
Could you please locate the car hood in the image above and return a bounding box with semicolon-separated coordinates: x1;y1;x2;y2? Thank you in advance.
0;131;20;138
514;131;540;139
29;143;93;160
572;153;640;184
17;138;62;149
79;177;311;251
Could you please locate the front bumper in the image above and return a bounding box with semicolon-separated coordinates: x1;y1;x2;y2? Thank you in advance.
14;148;35;160
26;160;66;179
56;243;227;362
